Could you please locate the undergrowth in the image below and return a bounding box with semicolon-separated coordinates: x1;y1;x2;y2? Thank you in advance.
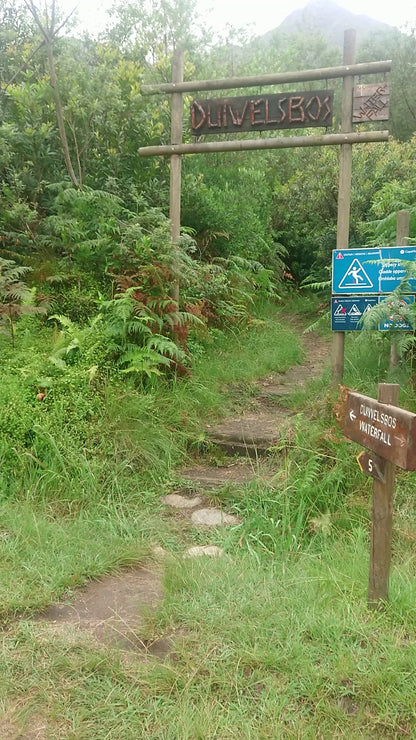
2;295;416;738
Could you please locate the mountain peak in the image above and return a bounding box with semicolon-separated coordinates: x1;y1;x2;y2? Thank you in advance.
267;0;394;47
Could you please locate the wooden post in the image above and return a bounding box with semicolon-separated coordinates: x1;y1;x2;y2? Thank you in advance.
389;210;410;368
170;49;184;307
367;382;399;608
396;209;410;245
332;29;356;385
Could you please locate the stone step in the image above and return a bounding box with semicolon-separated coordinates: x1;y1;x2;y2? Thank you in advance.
162;493;241;527
206;409;294;457
179;462;263;490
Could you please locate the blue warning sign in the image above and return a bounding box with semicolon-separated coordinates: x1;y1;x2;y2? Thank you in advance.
332;246;416;294
331;295;415;331
331;297;378;331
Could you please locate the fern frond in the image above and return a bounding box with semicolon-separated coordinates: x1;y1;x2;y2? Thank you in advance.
301;279;331;291
48;314;76;331
119;347;171;378
146;334;187;363
304;311;330;333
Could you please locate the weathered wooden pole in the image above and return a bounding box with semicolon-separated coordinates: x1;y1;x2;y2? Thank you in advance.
389;210;410;368
141;60;391;94
396;209;411;246
139;131;388;157
170;49;184;306
332;29;356;385
367;382;399;608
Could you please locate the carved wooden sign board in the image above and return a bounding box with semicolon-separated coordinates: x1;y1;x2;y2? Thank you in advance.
344;391;416;470
353;83;389;123
190;90;334;135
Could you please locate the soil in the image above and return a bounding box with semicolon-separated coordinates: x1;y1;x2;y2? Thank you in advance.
34;566;166;655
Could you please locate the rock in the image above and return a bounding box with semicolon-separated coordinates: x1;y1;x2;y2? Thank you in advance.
207;409;293;457
190;508;241;527
184;545;225;558
162;493;203;509
179;463;260;490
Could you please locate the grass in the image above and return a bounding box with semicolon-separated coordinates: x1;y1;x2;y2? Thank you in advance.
2;294;416;738
2;537;416;738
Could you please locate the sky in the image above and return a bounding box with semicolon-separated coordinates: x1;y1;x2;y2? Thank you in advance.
60;0;416;38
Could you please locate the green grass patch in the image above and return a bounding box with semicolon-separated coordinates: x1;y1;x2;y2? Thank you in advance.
2;535;416;738
1;297;416;738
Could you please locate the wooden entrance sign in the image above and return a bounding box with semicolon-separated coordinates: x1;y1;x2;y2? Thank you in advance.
190;90;334;135
344;384;416;607
139;33;391;383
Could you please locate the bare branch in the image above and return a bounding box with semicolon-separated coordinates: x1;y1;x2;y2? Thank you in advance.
54;6;79;38
0;2;76;93
50;0;56;34
24;0;78;39
23;0;50;40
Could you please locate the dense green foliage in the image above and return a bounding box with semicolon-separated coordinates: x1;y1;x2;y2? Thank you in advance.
1;0;415;290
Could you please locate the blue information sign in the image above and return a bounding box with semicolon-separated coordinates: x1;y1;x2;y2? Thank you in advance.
332;246;416;295
331;297;377;331
331;295;415;331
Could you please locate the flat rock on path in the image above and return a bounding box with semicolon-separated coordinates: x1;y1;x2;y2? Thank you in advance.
163;493;203;508
206;407;294;457
163;493;241;527
35;566;166;655
184;545;224;558
180;461;267;490
190;508;241;527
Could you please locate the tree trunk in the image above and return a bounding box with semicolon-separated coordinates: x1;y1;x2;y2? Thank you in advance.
45;38;81;187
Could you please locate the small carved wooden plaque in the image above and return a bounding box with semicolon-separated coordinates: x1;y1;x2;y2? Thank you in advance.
353;83;389;123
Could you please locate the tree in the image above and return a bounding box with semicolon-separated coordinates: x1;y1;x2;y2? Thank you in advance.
24;0;81;186
357;27;416;141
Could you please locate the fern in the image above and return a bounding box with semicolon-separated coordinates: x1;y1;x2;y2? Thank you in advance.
301;279;331;291
147;334;187;363
304;311;330;333
119;348;171;378
0;257;45;346
48;314;77;332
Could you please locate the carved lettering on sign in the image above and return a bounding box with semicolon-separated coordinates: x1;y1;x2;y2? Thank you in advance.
190;90;334;135
353;83;390;123
344;391;416;470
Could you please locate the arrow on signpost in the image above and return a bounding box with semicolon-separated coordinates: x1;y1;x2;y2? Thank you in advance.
349;410;356;421
394;436;406;448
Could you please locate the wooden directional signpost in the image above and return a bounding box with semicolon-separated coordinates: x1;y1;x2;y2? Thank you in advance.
344;383;416;607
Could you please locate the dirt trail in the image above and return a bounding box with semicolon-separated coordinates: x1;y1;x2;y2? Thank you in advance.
31;325;330;658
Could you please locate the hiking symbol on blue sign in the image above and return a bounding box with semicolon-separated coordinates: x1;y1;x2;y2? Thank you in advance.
338;259;373;290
